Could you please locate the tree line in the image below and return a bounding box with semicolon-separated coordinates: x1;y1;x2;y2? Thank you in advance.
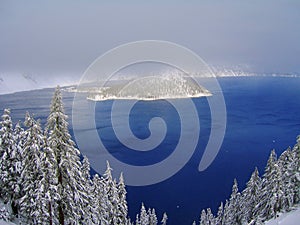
0;86;167;225
195;136;300;225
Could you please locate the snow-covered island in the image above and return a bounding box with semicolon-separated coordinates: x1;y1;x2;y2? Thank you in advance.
67;75;211;101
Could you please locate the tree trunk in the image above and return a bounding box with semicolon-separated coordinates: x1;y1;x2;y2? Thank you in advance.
48;202;53;225
58;172;64;225
59;204;64;225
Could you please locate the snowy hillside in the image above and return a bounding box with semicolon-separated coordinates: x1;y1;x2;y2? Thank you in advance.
265;206;300;225
0;74;78;95
0;220;14;225
0;200;14;225
1;208;299;225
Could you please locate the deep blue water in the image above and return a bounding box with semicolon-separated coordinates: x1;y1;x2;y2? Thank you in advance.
0;77;300;224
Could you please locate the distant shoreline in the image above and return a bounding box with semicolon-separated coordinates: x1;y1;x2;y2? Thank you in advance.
1;74;300;96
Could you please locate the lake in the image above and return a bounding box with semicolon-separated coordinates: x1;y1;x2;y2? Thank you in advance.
1;76;299;224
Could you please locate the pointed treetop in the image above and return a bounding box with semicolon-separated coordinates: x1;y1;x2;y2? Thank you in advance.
24;111;33;127
14;120;23;130
2;108;10;117
269;149;277;162
161;212;168;225
104;160;113;181
254;166;259;175
50;85;64;114
106;160;112;171
232;178;239;194
119;172;125;185
1;108;12;126
251;167;260;180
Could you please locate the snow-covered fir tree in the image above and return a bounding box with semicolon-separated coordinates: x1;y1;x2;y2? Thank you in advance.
139;203;149;225
161;212;168;225
241;167;262;223
102;161;120;224
278;148;296;210
215;202;224;225
292;135;300;203
0;109;22;215
82;155;91;183
258;150;285;220
136;214;141;225
46;86;88;224
199;208;217;225
148;208;158;225
226;179;242;224
19;113;46;223
199;209;207;225
13;121;25;164
221;200;230;225
207;208;215;224
135;203;165;225
117;173;128;224
39;133;60;225
81;155;95;224
91;173;105;224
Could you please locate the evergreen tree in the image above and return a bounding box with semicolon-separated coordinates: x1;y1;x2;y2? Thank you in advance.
258;150;284;219
199;209;207;225
0;109;22;215
148;208;158;225
12;121;24;213
46;86;87;224
292;135;300;203
136;214;141;225
278;148;296;210
206;208;215;224
13;121;25;166
242;167;262;223
161;212;168;225
19;113;45;223
81;155;94;224
216;202;224;225
91;174;105;224
117;173;128;224
82;155;91;183
135;204;161;225
40;136;60;225
102;161;119;224
139;203;149;225
227;179;242;224
222;200;230;225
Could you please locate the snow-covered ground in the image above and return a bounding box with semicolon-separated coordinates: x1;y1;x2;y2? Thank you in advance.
265;206;300;225
0;220;14;225
1;206;299;224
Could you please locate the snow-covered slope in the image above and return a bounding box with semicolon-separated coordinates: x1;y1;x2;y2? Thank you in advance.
0;200;14;225
265;206;300;225
0;74;78;95
0;220;15;225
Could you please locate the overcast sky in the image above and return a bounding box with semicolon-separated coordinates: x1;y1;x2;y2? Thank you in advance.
1;0;300;80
